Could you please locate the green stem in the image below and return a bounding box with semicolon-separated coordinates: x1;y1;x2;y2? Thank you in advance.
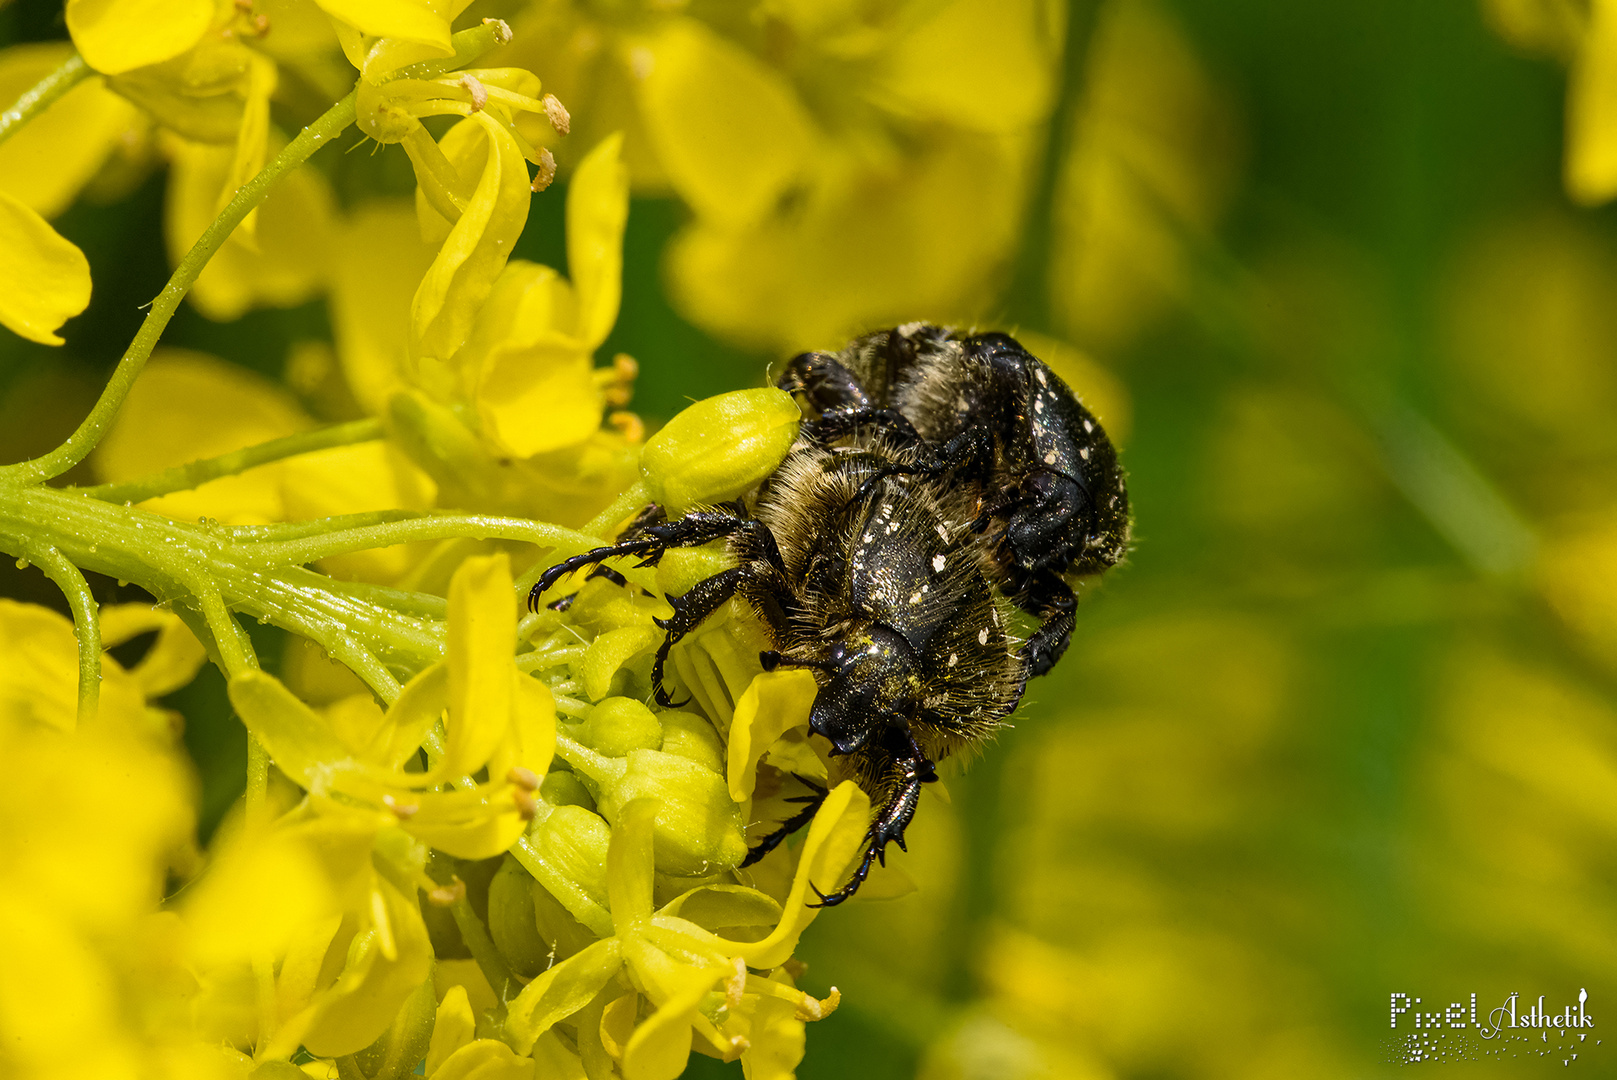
0;90;359;487
0;52;90;149
581;481;648;539
18;539;100;723
74;418;385;504
235;515;638;575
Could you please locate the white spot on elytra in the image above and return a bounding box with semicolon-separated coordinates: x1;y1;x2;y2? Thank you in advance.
978;628;989;645
935;524;949;541
1083;419;1094;433
1043;451;1057;464
1034;398;1044;414
910;590;924;604
1079;447;1090;460
1035;368;1048;386
932;554;946;572
948;653;959;667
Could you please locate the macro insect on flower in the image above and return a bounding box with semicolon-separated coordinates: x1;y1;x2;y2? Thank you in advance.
531;327;1130;904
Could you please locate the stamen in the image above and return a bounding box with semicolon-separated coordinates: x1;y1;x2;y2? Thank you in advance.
382;794;419;820
543;94;571;135
507;765;539;790
532;148;557;192
458;74;488;113
514;789;538;820
428;877;466;906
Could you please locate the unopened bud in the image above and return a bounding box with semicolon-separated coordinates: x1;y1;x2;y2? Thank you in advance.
596;750;747;876
529;805;611;910
658;710;725;773
540;770;596;810
487;855;548;977
640;389;800;514
583;697;663;757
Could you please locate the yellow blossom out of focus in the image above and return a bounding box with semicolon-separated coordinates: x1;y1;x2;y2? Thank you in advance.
0;600;218;1080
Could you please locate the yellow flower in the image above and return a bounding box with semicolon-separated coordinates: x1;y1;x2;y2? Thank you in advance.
503;790;864;1079
66;0;215;76
0;599;218;1080
0;188;92;346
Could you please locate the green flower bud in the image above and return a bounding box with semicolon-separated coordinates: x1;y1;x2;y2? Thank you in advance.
640;388;800;513
658;710;725;774
582;697;663;757
528;805;612;916
540;770;596;810
595;750;747;876
488;855;549;978
352;973;437;1080
529;872;599;963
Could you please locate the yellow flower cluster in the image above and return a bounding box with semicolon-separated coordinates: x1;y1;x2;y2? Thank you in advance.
0;3;912;1078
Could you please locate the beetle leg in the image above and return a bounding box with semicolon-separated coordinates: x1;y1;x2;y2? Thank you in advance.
1012;567;1077;678
810;732;937;907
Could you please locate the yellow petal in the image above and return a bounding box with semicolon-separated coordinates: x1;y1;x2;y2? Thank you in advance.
314;0;457;54
411;114;533;363
503;936;624;1053
332;200;438;416
444;553;515;777
1568;0;1617;203
621;964;724;1080
66;0;213;75
431;1040;536;1080
228;670;356;790
0;44;142;218
567;133;628;349
607;797;657;932
0;188;90;346
632;22;815;226
579;625;661;702
736;969;807;1080
372;661;449;774
488;671;557;785
292;875;434;1059
97;603;208;698
477;341;603;458
873;0;1054;133
425;985;476;1076
731;781;869;969
726;669;817;802
398;782;527;860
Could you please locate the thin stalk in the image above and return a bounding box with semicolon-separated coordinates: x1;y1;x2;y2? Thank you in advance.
75;418;385;504
0;52;90;148
581;481;648;539
21;540;100;723
0;90;359;487
236;515;634;573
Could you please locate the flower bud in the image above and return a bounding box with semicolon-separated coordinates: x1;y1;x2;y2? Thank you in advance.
639;388;799;513
595;750;747;876
540;770;596;810
488;854;550;978
528;805;612;912
658;710;725;773
582;697;663;757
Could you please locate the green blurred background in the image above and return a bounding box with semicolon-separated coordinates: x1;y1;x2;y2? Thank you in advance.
4;0;1615;1076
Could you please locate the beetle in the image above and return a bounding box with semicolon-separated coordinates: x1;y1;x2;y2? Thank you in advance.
778;324;1130;676
530;435;1022;904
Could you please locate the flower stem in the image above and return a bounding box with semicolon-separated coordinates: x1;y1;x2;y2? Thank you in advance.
16;539;100;722
0;89;360;487
73;418;386;504
0;51;90;149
